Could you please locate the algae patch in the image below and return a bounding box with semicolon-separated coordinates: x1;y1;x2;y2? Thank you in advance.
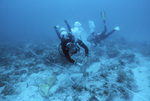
39;76;56;97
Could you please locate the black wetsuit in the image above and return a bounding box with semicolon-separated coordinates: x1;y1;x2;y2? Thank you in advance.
54;21;89;64
87;25;115;46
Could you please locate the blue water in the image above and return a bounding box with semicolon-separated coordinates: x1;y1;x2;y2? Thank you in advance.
0;0;150;43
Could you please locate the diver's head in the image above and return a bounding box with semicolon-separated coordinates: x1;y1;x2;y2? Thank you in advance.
60;27;68;40
74;21;81;27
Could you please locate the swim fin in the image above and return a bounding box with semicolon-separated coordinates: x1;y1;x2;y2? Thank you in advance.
114;26;120;31
101;11;106;24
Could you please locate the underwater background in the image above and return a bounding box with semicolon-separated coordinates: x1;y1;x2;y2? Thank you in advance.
0;0;150;101
0;0;150;43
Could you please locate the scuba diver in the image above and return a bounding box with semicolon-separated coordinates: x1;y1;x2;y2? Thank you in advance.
54;20;89;66
87;11;120;46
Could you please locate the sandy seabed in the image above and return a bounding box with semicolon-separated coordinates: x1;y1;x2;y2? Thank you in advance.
0;39;150;101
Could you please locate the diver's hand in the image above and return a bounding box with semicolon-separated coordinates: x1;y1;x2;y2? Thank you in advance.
64;20;68;24
54;25;60;30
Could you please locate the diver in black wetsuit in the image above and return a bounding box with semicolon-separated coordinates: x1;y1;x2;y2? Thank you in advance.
54;20;89;66
87;11;120;46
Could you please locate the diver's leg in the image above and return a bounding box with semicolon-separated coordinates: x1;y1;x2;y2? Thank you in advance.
77;40;89;56
62;47;75;63
100;25;107;36
102;29;115;39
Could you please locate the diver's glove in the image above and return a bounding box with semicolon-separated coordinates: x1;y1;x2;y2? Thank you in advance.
114;26;120;31
54;25;60;30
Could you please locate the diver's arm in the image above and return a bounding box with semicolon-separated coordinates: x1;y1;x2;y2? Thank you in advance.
54;26;61;40
63;49;75;63
64;20;72;33
77;40;89;56
62;49;82;66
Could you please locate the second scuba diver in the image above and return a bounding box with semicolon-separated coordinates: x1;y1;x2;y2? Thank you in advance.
54;20;89;66
87;11;120;46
